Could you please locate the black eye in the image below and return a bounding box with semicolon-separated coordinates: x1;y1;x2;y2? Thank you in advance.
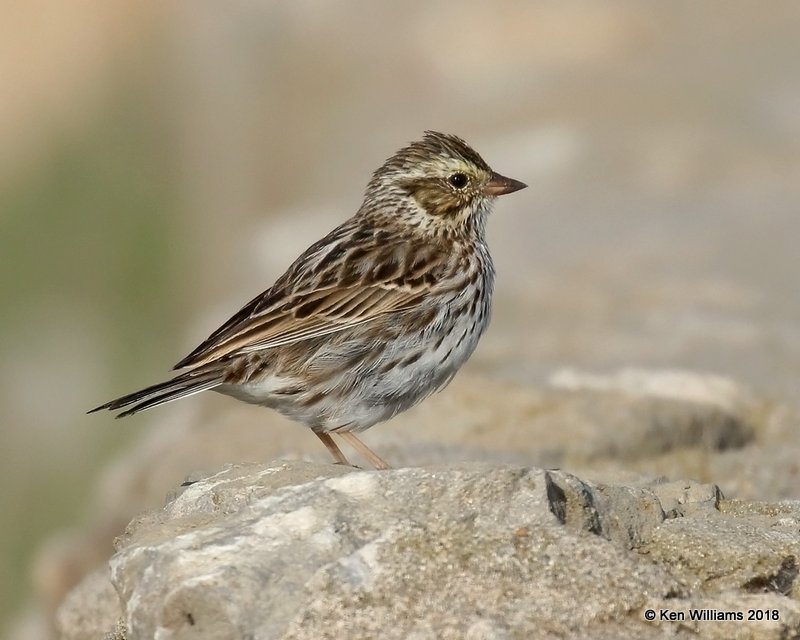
447;172;469;189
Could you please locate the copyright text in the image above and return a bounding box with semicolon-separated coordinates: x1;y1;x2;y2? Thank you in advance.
643;608;780;622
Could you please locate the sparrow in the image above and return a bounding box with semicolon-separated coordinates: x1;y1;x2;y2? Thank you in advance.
90;131;526;469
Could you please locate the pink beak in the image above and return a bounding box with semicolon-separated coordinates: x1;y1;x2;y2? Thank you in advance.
482;171;527;196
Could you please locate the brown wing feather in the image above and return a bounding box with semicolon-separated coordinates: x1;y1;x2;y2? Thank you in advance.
174;221;449;370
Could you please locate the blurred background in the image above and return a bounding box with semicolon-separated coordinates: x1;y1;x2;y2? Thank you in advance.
2;0;799;635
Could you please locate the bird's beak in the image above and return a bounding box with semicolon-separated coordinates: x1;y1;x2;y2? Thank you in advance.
482;172;527;196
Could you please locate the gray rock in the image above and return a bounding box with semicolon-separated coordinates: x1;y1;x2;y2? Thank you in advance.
56;461;800;639
371;370;761;471
26;367;799;640
53;567;121;640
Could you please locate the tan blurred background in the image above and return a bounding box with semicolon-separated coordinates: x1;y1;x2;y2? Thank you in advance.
2;0;799;633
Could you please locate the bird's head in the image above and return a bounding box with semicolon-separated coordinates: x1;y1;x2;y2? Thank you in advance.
361;131;526;239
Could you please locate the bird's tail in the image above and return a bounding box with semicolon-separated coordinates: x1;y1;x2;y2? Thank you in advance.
88;367;224;418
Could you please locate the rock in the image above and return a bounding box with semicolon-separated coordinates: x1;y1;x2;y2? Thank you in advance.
548;367;754;411
642;506;800;596
55;461;800;639
54;568;121;640
373;369;761;469
29;369;800;639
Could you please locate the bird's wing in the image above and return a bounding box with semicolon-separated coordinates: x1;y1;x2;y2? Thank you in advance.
174;230;451;370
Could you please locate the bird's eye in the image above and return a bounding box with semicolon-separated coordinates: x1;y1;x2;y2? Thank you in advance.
447;172;469;189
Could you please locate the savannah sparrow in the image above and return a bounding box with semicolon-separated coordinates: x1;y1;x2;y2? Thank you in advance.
90;131;525;469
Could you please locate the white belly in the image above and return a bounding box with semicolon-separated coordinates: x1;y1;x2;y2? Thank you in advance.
216;272;493;432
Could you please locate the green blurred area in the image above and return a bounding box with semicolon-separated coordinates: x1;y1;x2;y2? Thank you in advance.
0;76;182;627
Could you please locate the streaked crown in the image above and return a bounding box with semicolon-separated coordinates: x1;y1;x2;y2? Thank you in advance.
361;131;525;235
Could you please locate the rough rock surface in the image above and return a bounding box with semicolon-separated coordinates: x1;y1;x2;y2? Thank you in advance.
56;460;800;639
12;368;795;640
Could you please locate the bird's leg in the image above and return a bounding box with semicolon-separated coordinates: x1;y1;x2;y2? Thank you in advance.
315;432;353;467
338;431;392;470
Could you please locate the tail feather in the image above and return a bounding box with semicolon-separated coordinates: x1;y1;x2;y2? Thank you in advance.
88;370;224;417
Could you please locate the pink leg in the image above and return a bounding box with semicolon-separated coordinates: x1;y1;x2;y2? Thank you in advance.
338;431;392;470
314;432;352;467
